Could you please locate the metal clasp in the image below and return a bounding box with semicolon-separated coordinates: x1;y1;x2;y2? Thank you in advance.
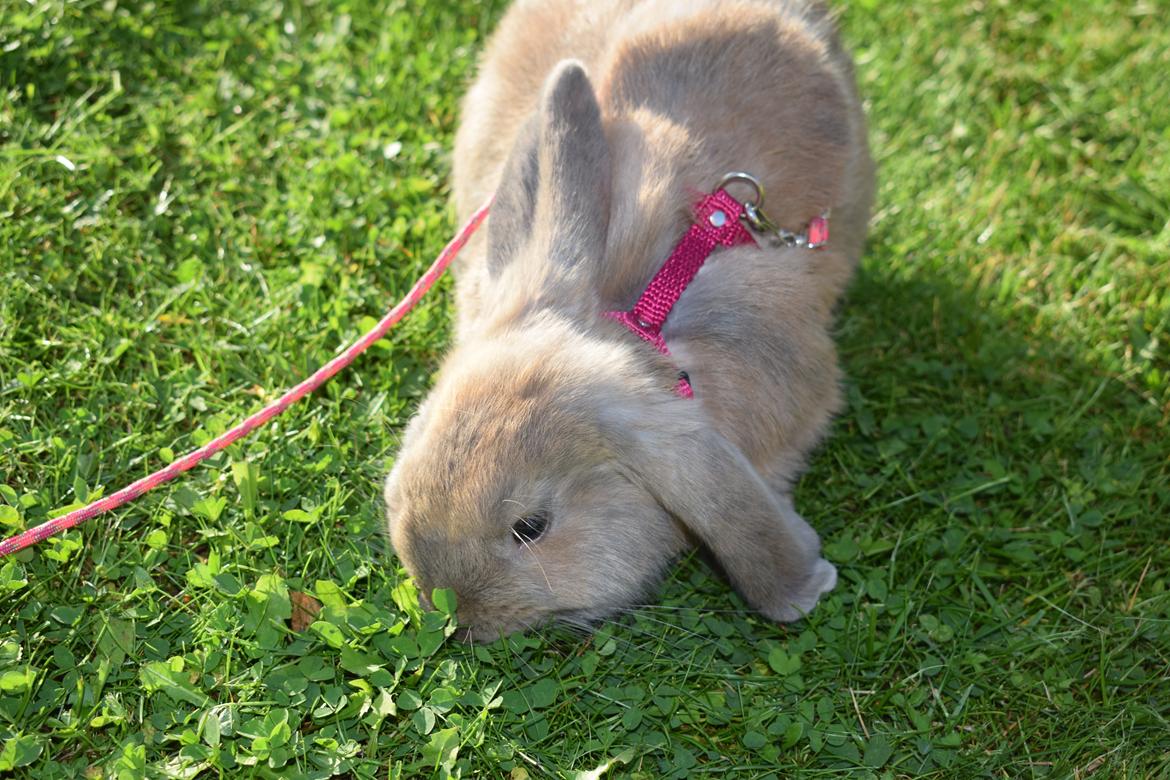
718;172;769;229
717;171;828;249
718;171;790;244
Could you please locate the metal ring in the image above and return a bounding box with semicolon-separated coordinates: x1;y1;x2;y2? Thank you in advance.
717;171;765;207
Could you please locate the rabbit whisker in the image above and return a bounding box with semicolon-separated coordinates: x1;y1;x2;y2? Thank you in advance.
512;530;555;597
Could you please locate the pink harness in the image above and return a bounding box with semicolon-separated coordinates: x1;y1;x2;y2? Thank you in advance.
607;176;828;397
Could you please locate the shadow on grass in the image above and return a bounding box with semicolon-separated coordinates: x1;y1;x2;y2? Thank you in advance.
789;231;1166;770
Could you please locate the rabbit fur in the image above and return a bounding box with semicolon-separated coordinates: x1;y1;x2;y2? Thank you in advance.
385;0;874;639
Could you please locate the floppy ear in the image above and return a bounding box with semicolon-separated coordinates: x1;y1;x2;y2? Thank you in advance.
486;60;611;306
617;420;837;622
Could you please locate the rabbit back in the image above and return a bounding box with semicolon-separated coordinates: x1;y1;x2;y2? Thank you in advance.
451;0;874;487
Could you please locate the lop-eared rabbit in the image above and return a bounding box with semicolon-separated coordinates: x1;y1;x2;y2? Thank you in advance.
385;0;874;639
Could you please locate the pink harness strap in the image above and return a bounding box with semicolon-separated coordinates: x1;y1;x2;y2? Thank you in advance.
607;188;757;397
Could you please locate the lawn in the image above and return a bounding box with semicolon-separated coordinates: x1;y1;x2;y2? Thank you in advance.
1;0;1167;776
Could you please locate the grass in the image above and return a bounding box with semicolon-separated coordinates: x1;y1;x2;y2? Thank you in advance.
1;0;1167;776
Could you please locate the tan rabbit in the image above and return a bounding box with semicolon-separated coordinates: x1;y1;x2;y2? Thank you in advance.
384;0;874;639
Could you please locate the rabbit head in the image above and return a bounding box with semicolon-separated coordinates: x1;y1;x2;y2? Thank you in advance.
384;62;836;639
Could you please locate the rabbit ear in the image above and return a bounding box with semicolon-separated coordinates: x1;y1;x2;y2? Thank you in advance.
486;61;611;301
615;418;837;622
486;115;541;276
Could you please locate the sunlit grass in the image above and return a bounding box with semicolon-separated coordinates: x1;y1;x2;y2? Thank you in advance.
1;0;1167;776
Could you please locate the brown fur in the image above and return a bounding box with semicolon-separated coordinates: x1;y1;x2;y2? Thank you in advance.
385;0;874;639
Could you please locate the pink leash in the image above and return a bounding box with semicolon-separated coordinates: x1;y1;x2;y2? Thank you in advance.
0;201;491;559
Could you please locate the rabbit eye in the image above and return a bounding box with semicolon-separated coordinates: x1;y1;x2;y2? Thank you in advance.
512;512;550;544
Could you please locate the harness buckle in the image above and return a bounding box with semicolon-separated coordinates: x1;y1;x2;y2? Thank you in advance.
717;171;829;249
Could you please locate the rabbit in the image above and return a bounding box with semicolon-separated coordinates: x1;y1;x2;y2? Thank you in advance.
384;0;874;640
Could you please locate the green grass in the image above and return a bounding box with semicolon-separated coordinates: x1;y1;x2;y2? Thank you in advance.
1;0;1167;776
